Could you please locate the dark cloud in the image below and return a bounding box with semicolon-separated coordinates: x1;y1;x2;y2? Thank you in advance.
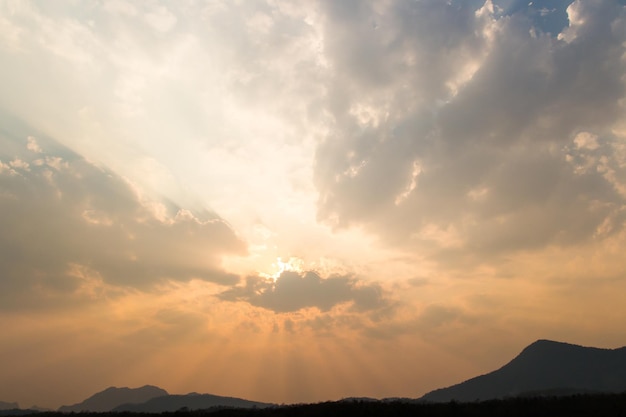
314;0;626;260
218;270;387;313
0;134;245;311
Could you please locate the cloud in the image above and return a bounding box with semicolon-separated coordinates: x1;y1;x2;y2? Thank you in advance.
2;0;625;270
4;0;626;409
0;0;328;256
0;134;245;311
218;270;387;313
313;0;626;262
26;136;42;153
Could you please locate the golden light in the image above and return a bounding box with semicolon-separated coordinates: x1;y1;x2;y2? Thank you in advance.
259;257;305;281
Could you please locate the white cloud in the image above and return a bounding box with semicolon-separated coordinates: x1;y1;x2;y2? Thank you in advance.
574;131;600;150
8;158;29;171
26;136;42;153
0;159;17;176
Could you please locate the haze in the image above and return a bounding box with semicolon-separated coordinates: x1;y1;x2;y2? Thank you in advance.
1;0;626;409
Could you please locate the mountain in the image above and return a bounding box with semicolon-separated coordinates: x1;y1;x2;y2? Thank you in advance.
112;393;274;412
58;385;168;412
421;339;626;402
0;403;18;411
26;407;51;412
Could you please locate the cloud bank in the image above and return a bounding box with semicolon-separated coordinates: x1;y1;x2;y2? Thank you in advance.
0;134;245;310
314;0;626;262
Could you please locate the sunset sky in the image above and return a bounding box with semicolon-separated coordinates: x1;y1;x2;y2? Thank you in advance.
2;0;626;409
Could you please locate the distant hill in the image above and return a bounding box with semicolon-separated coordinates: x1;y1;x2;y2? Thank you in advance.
58;385;168;412
112;393;274;412
9;393;626;417
421;339;626;402
0;402;18;411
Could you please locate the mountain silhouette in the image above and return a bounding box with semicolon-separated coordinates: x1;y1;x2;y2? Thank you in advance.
58;385;168;412
112;393;274;412
421;339;626;402
0;402;18;411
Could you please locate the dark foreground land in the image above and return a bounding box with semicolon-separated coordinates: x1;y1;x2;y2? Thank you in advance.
211;393;626;417
5;393;626;417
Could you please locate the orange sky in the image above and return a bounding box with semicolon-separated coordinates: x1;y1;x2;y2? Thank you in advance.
1;0;626;409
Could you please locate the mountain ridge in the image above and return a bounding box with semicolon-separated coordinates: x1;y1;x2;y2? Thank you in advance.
9;339;626;411
112;393;274;412
58;385;168;412
420;339;626;402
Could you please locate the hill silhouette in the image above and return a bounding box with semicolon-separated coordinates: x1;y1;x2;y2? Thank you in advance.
112;393;274;412
0;403;18;411
420;339;626;402
7;395;626;417
58;385;168;412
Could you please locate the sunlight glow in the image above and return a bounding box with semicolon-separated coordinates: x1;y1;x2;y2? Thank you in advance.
260;257;305;281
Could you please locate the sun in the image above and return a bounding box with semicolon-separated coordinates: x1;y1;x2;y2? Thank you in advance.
260;256;305;281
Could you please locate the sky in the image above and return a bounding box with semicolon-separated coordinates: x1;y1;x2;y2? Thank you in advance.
1;0;626;409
